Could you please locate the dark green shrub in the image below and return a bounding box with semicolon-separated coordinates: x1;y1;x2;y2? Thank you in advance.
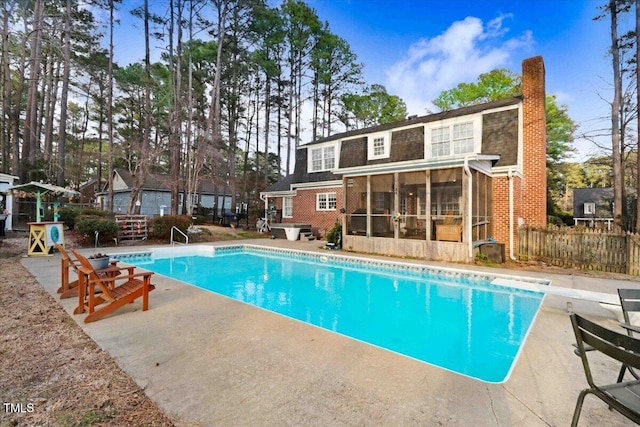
150;215;192;239
58;205;83;230
47;206;114;230
76;215;118;241
326;223;342;244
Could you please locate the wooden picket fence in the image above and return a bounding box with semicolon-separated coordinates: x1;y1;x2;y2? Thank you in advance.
518;226;640;276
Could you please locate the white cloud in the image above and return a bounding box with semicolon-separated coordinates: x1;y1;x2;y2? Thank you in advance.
385;15;534;115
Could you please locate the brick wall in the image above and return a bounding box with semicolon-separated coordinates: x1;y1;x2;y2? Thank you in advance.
277;187;344;236
492;176;510;246
491;175;523;258
490;56;545;256
521;56;547;228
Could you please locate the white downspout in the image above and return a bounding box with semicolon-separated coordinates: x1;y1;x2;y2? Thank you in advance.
463;158;473;259
508;168;516;261
260;194;268;217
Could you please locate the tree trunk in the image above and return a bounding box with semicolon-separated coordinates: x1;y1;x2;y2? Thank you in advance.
168;0;178;214
636;0;640;232
610;0;624;232
10;8;29;177
57;0;72;186
277;78;283;178
286;59;293;176
43;58;61;163
0;5;12;173
107;0;115;211
208;1;226;149
263;71;271;184
23;0;45;182
132;0;152;215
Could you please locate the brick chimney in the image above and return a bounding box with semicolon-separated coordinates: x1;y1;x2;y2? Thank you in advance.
520;56;547;228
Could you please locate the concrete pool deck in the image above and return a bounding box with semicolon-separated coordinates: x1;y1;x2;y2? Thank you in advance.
22;239;640;426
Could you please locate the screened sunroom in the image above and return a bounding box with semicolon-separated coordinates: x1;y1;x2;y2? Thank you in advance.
343;167;492;250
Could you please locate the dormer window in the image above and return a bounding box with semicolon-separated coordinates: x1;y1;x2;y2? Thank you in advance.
431;127;450;157
309;145;336;172
453;122;474;154
427;118;480;158
367;132;390;160
373;137;385;156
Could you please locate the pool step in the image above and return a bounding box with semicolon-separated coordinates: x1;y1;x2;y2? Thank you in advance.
300;231;316;241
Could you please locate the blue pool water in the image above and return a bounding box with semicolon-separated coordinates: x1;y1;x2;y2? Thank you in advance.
121;247;544;383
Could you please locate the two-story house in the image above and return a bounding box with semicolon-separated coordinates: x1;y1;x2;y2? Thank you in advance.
261;56;547;262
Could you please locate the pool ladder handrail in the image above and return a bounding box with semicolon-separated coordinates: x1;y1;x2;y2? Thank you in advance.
170;226;188;246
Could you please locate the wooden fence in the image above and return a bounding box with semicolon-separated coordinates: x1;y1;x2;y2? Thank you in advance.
518;226;640;276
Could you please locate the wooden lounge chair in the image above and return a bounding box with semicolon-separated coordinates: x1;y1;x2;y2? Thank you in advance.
55;244;119;299
55;243;81;298
72;250;155;323
570;313;640;426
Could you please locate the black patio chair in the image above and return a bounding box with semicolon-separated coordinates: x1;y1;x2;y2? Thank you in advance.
570;312;640;426
617;288;640;382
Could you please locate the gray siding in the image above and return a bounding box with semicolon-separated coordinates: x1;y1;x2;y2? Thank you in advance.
390;127;424;162
481;109;519;166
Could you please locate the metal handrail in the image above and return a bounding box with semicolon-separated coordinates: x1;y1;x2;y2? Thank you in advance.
170;226;188;246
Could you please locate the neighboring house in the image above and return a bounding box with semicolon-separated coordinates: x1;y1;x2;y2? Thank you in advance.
99;168;231;217
261;56;547;262
573;187;637;231
78;178;106;208
0;173;19;232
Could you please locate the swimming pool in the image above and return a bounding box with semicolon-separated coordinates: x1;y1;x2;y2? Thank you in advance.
115;245;546;383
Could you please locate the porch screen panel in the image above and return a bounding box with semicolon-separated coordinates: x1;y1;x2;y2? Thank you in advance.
430;168;463;241
345;176;367;235
370;174;394;238
399;171;427;240
472;170;492;241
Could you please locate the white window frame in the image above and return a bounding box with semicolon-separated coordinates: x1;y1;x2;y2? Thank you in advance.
430;127;450;158
283;196;293;218
417;188;427;218
584;202;596;215
367;131;390;160
430;184;461;217
308;143;337;172
316;192;337;211
452;122;474;154
426;117;481;158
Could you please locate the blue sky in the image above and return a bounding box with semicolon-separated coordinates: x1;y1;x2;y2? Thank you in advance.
111;0;627;161
305;0;620;160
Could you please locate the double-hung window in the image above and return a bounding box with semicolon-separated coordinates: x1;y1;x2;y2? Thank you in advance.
309;145;336;172
430;185;461;216
283;196;293;218
311;149;323;171
323;146;335;169
453;122;474;154
367;132;390;160
431;127;450;157
429;119;477;158
316;192;337;211
373;137;385;156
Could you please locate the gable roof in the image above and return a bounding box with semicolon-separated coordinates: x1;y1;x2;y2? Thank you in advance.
263;173;295;193
113;168;219;194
